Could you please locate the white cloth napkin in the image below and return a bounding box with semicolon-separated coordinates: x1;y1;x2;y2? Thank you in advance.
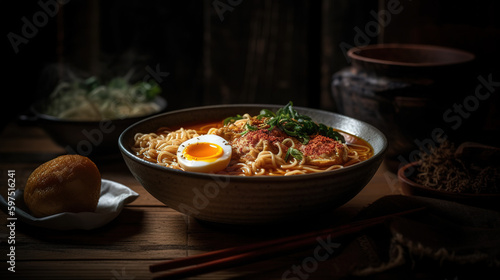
0;179;139;230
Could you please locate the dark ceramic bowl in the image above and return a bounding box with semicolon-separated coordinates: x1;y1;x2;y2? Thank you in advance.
347;43;475;78
119;104;388;225
398;161;500;211
22;96;167;157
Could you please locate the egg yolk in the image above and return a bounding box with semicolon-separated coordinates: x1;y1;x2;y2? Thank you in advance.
183;142;224;162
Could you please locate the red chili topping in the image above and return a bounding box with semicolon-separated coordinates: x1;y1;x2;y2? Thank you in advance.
301;135;343;157
243;129;287;146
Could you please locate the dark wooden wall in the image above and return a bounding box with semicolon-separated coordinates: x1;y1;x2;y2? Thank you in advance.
4;0;499;127
93;0;324;110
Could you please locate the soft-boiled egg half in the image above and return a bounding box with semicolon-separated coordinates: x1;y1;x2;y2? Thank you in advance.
177;135;232;173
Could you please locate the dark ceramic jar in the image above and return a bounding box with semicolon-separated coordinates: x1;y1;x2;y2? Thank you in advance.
332;44;476;171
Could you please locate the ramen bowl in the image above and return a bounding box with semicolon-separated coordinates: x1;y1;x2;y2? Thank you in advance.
119;104;387;225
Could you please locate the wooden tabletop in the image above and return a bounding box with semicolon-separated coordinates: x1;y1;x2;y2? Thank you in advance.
0;121;398;280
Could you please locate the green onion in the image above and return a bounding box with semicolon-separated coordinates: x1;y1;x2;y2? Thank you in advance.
223;114;244;125
226;101;346;144
285;147;303;161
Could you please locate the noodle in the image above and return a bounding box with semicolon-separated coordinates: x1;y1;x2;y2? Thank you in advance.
132;128;200;169
45;77;162;121
132;111;373;176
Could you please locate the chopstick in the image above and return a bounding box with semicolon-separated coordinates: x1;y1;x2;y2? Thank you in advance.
150;207;425;280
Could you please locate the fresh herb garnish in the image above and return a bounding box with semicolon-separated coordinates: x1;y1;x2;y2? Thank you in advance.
224;101;346;145
223;114;244;125
285;147;303;161
258;109;275;118
259;101;345;144
317;123;345;143
245;122;258;131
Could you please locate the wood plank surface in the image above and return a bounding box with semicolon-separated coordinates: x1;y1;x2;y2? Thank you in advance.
0;122;396;280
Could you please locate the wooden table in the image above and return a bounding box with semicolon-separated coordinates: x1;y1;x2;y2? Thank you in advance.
0;122;398;280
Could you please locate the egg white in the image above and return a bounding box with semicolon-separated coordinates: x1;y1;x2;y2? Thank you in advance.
177;135;232;173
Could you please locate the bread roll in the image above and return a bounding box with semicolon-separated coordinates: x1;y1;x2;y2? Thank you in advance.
24;155;101;217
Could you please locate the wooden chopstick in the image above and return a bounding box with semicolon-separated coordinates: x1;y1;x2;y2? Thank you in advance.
150;207;425;280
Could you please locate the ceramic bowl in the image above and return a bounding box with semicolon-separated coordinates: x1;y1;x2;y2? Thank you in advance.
347;43;475;78
119;104;387;225
21;96;167;157
398;161;500;211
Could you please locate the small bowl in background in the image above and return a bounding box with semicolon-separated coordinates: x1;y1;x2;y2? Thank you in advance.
20;96;167;157
398;161;500;211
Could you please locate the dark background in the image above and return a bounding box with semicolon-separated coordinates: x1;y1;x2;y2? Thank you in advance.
3;0;500;131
